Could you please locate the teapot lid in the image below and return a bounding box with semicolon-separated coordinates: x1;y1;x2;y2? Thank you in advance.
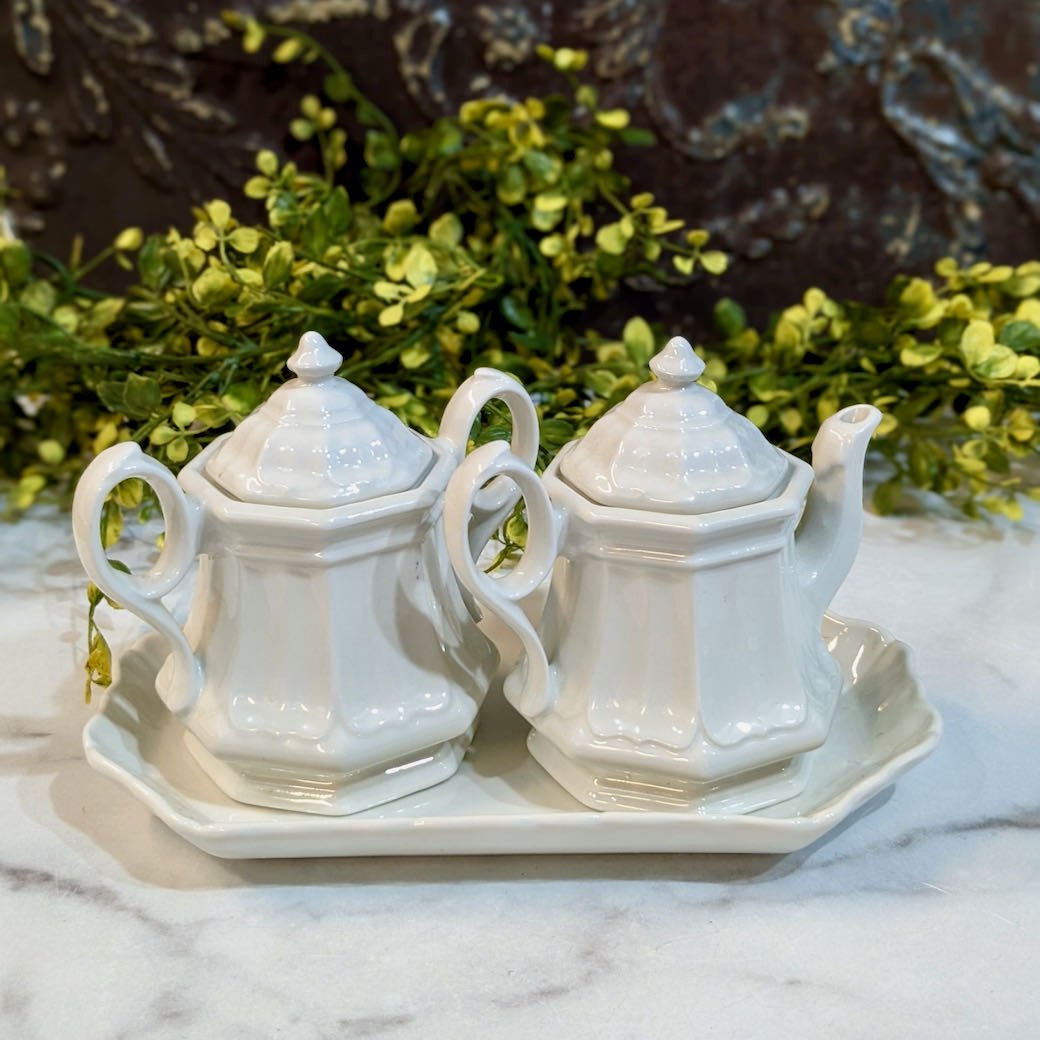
558;336;788;514
205;331;433;507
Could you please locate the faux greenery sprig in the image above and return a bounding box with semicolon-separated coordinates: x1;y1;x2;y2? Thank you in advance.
0;25;726;694
0;26;722;537
704;265;1040;521
0;22;1037;697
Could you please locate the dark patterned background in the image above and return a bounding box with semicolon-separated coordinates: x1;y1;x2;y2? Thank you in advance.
2;0;1039;330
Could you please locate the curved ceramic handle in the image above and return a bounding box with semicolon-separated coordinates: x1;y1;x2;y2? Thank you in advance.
438;367;540;555
72;442;204;718
444;441;558;718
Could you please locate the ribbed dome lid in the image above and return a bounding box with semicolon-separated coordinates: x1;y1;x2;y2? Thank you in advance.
558;336;788;514
205;331;433;507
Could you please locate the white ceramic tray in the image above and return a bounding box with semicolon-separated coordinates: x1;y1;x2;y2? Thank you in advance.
83;615;941;858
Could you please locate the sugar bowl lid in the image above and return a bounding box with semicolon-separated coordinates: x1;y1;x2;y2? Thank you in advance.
558;336;788;514
205;331;433;507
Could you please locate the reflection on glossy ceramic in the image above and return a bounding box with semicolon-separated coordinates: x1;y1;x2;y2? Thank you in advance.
72;332;539;815
445;337;882;813
81;616;941;858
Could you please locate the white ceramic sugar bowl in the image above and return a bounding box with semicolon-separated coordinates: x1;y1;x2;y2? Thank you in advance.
73;331;538;815
445;336;881;813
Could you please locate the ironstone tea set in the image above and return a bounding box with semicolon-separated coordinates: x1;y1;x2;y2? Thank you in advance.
72;330;942;857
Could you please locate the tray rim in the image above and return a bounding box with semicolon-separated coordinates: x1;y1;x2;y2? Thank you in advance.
82;614;942;858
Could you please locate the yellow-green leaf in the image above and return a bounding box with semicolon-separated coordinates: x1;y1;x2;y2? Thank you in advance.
803;288;826;315
496;165;526;206
401;343;430;368
273;37;306;63
533;191;568;212
205;199;231;230
595;223;627;255
960;320;995;367
378;303;404;326
539;234;565;257
52;305;79;333
191;267;234;307
37;438;65;464
622;316;655;365
780;407;803;435
242;18;265;53
700;250;728;275
531;207;563;232
403;245;437;288
373;280;405;301
551;47;587;72
244;176;269;199
86;634;113;691
747;404;769;428
114;227;143;251
149;424;177;446
262;241;294;287
383;199;418;234
1015;355;1040;380
404;282;432;304
876;413;899;437
595;109;631;129
193;225;218;251
429;212;462;248
166;436;189;463
1016;299;1040;325
978;264;1013;283
456;311;479;334
172;402;196;429
228;227;260;254
899;339;942;367
1007;408;1035;440
256;149;278;177
963;405;991;431
976;345;1018;380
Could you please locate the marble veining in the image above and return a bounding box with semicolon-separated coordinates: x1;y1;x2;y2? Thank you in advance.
1;507;1039;1037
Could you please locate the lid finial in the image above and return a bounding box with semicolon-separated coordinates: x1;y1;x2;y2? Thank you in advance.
287;331;342;383
649;336;705;389
204;329;432;507
558;329;788;514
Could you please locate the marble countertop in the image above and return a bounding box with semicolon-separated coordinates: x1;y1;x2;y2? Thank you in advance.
2;507;1038;1038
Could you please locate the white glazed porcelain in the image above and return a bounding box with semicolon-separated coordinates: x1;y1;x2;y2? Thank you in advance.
82;615;941;857
72;331;539;816
444;336;882;814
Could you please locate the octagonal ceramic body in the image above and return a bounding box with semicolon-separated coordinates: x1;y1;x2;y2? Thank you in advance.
73;338;540;815
516;447;839;812
443;338;881;813
167;437;495;814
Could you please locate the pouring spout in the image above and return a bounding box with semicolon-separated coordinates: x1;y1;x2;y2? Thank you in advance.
796;404;882;620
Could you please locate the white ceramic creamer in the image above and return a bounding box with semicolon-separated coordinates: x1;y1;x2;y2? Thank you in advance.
444;336;881;813
73;331;538;815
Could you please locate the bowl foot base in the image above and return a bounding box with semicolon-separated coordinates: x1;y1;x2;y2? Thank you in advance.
526;730;812;814
183;729;473;816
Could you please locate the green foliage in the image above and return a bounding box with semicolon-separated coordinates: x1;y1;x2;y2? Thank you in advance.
0;26;722;539
697;269;1040;522
0;24;1038;694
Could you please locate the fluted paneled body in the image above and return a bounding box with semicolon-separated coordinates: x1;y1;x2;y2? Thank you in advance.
73;334;539;815
445;337;881;814
173;443;494;813
508;450;840;811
